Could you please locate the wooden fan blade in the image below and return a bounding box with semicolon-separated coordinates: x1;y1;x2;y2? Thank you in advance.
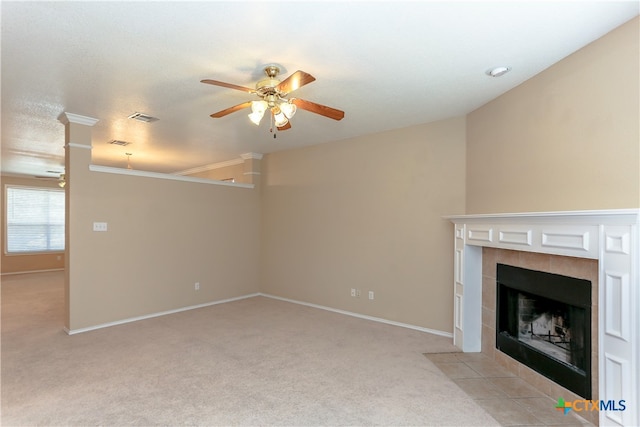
210;101;252;118
276;71;316;95
291;98;345;121
201;79;255;93
277;121;292;131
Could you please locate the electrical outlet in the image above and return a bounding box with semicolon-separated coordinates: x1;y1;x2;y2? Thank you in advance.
351;288;356;297
369;291;374;300
195;282;200;291
356;289;361;297
92;222;108;232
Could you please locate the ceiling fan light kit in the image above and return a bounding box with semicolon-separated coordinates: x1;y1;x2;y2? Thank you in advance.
271;106;289;128
201;64;344;136
279;101;297;120
248;100;267;125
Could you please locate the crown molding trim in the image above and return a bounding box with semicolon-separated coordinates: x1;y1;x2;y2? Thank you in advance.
89;164;254;188
240;152;263;160
66;143;92;150
173;158;244;176
58;112;99;126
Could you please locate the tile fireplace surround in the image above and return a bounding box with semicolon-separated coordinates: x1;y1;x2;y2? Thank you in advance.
446;210;638;427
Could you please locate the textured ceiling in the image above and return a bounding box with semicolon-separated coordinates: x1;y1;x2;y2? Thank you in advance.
1;1;638;178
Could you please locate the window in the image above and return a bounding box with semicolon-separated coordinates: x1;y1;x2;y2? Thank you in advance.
5;185;65;254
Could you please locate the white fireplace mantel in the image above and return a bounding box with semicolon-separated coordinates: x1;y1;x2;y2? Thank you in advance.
446;209;639;427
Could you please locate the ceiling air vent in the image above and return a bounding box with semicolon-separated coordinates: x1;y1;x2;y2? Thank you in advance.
109;139;132;146
128;112;159;123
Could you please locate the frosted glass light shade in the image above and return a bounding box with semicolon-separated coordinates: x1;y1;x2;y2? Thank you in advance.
273;110;289;127
251;100;268;114
248;111;264;125
279;101;296;119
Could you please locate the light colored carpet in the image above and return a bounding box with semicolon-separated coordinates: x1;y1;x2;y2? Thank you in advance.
1;271;500;426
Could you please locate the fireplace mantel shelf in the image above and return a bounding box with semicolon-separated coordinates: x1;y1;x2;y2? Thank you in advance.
445;208;639;222
447;209;638;427
445;209;639;261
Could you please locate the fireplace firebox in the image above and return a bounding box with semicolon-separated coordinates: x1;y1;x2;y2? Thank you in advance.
496;263;592;399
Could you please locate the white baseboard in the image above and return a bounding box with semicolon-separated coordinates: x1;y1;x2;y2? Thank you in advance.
64;293;261;335
1;268;64;276
258;293;453;338
64;292;453;339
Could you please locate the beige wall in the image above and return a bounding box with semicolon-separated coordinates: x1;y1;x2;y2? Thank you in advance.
67;172;261;331
260;117;466;332
466;17;639;213
1;175;66;274
64;134;261;330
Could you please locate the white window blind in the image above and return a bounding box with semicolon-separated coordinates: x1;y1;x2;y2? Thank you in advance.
5;186;65;253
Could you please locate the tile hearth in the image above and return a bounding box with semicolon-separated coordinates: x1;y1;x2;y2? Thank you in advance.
425;352;592;426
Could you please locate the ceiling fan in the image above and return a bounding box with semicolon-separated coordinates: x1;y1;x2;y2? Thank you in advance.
201;65;344;134
35;171;66;187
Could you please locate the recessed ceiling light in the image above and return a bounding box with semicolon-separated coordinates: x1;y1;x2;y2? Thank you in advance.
486;66;512;77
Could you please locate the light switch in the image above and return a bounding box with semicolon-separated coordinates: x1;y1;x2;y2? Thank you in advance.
93;222;108;232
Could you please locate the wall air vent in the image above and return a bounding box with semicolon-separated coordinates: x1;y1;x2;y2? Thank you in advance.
128;112;159;123
109;139;132;146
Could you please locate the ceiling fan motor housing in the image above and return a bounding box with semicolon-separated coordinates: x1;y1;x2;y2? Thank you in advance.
255;65;283;98
255;78;281;97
